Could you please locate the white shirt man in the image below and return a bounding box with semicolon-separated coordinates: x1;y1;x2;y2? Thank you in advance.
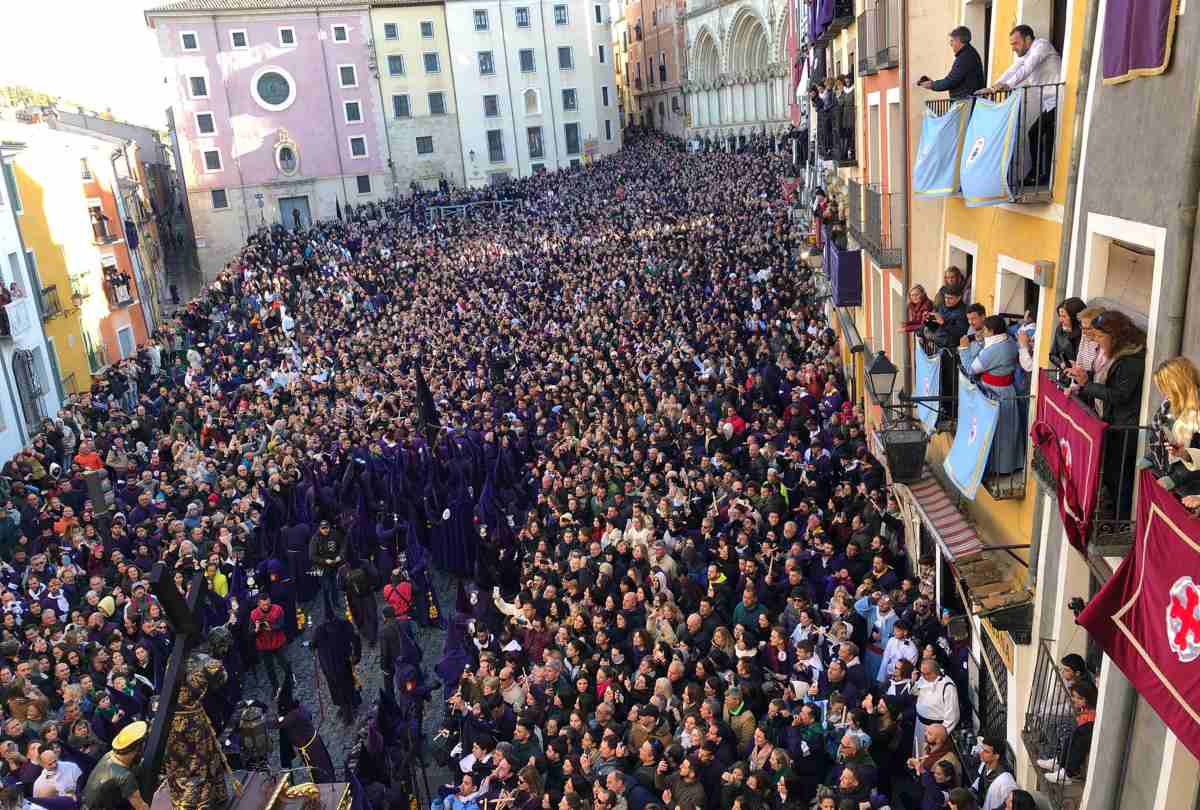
913;659;961;749
992;27;1062;112
878;623;919;683
32;751;82;800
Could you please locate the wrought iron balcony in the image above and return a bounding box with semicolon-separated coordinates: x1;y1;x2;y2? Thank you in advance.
817;0;854;41
104;276;135;308
1022;639;1090;809
861;183;903;267
877;0;900;68
816;109;856;166
38;286;62;321
1030;375;1153;565
974;83;1065;203
857;10;878;76
847;178;864;242
0;298;36;340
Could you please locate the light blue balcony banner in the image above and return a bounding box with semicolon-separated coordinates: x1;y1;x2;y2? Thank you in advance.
959;92;1023;207
914;346;942;433
943;371;1000;499
912;101;969;198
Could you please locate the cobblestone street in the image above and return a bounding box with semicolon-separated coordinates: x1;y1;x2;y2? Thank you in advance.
238;568;456;784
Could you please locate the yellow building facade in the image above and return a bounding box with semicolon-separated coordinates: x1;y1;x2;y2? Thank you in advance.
612;11;631;129
370;0;466;190
8;128;106;393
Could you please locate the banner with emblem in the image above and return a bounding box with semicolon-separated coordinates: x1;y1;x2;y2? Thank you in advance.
781;177;803;203
913;100;970;198
958;92;1023;207
914;344;942;433
943;372;999;499
1078;469;1200;762
1030;369;1107;550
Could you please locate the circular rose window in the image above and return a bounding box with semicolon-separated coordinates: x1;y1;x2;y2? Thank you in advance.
251;66;297;112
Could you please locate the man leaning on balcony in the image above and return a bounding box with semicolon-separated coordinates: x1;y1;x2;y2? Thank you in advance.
917;26;985;100
982;25;1063;186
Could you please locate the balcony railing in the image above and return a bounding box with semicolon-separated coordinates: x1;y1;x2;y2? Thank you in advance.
857;10;878;76
974;83;1065;203
981;391;1031;500
877;0;901;68
1030;390;1153;560
1022;639;1089;809
925;98;956;116
816;109;856;166
847;178;863;237
38;286;62;321
862;183;903;267
104;277;135;308
0;299;35;341
817;0;855;41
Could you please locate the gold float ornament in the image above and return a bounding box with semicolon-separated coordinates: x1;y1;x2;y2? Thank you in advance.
285;781;322;810
296;608;307;631
429;601;439;621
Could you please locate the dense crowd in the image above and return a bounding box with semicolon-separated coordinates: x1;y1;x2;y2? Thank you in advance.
0;133;1069;810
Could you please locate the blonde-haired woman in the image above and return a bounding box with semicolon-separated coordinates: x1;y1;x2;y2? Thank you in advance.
1152;357;1200;503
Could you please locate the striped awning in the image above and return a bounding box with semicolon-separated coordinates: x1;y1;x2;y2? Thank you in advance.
906;470;983;561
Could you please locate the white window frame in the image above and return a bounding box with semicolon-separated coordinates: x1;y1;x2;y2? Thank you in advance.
278;26;297;47
428;91;447;116
211;189;230;210
605;119;613;141
201;148;223;173
420;19;435;38
415;136;435;155
599;44;606;63
348;136;368;159
423;52;440;74
355;174;372;195
516;6;531;26
337;64;359;88
562;87;578;112
486;129;505;163
392;94;411;119
553;4;568;25
483;94;500;118
187;75;210;99
558;46;574;70
229;29;248;49
478;51;496;75
473;9;489;31
387;54;406;76
343;99;363;124
331;24;349;43
601;85;610;107
519;48;536;73
595;4;603;23
194;112;217;136
383;22;399;40
179;31;199;51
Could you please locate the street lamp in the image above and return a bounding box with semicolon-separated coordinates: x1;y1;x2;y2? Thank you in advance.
865;349;928;483
865;349;898;405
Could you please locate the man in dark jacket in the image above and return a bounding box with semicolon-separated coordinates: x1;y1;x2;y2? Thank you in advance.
308;520;345;619
920;26;986;99
837;75;856;161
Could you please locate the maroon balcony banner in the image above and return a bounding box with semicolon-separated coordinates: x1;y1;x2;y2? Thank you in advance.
1078;469;1200;762
1102;0;1179;84
1030;369;1106;550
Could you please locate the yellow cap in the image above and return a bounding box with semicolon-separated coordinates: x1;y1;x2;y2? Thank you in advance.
112;720;149;753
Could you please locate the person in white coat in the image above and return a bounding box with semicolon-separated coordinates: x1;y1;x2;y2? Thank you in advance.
913;657;960;750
